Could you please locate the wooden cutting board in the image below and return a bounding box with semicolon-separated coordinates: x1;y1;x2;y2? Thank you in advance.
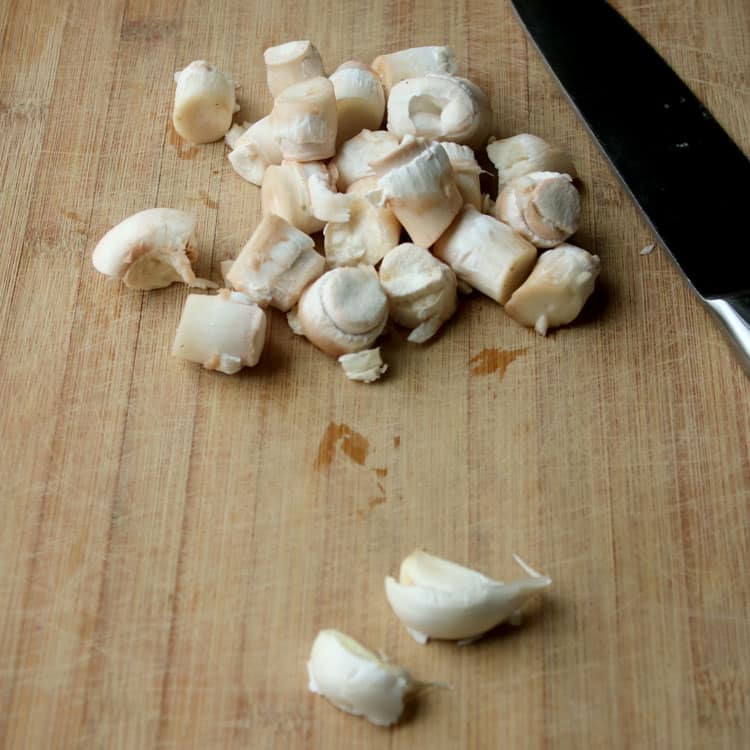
1;0;748;747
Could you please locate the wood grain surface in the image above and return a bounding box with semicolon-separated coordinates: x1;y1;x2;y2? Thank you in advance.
1;0;749;747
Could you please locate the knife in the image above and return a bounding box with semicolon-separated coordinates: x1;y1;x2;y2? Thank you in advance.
510;0;750;376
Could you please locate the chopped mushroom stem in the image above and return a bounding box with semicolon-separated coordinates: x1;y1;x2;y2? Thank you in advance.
228;115;283;186
441;142;483;210
339;348;388;382
372;46;457;95
264;40;325;97
261;161;330;234
329;61;386;147
329;129;400;191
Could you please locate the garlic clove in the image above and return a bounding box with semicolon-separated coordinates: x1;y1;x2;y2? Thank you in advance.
261;161;329;234
228;115;283;186
172;60;239;144
307;629;420;727
378;243;457;343
432;205;537;304
371;46;457;95
486;133;578;193
270;76;338;162
440;142;483;210
329;129;400;191
338;347;388;382
297;266;389;356
264;40;325;98
370;136;462;248
226;214;324;311
496;171;581;248
386;74;492;150
504;243;600;335
385;550;552;644
329;61;386;147
171;289;267;374
92;208;215;290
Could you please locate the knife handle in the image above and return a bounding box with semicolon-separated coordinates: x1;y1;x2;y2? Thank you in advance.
704;294;750;376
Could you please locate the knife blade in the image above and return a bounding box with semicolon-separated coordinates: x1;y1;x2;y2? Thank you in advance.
510;0;750;375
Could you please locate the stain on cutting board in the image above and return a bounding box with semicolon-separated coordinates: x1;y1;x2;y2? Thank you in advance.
469;347;527;380
167;120;198;159
314;422;369;469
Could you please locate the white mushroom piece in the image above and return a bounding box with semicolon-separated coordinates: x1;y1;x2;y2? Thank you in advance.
172;60;239;144
369;136;462;248
496;171;581;248
296;266;389;356
504;243;600;336
171;290;267;375
323;176;401;268
328;129;400;192
224;122;249;149
228;115;283;186
263;40;325;97
440;142;483;210
433;205;537;304
329;61;386;147
307;629;423;727
226;214;324;312
371;45;457;95
486;133;578;193
386;74;492;150
269;76;338;162
378;243;457;343
384;549;552;644
261;161;329;234
92;208;215;290
338;348;388;383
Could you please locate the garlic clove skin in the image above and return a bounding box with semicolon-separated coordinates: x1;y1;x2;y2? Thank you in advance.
329;129;400;192
338;348;388;382
270;76;338;162
329;62;386;147
504;243;600;335
386;74;492;150
172;60;239;144
307;629;419;727
297;266;389;357
171;289;267;374
371;46;457;95
92;208;214;290
385;550;552;644
228;115;283;186
261;161;329;234
496;171;581;249
486;133;578;193
264;40;325;98
440;142;483;210
370;136;462;249
378;243;457;343
433;205;537;304
226;214;324;312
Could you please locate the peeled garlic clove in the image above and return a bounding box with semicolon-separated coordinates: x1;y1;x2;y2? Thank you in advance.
378;243;457;343
330;61;386;147
486;133;578;193
504;243;600;335
297;266;388;356
370;136;462;248
172;60;239;144
264;40;325;98
270;76;337;162
385;550;552;644
308;171;354;223
433;205;537;304
226;214;324;311
261;160;329;234
307;629;420;727
92;208;214;290
171;289;267;374
228;115;283;186
496;171;581;248
371;46;457;95
339;348;388;382
323;176;401;268
440;142;483;210
329;129;400;191
387;74;492;150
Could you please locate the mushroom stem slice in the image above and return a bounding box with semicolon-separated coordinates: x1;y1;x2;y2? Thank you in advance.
371;46;457;95
330;62;386;147
338;348;388;382
228;115;283;186
329;129;400;192
264;40;325;97
440;142;483;210
261;161;329;234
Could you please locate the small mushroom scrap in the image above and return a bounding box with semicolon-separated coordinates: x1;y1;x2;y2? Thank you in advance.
296;266;389;356
440;142;483;210
379;243;457;343
171;290;267;375
504;243;600;335
92;208;215;290
433;205;537;304
329;61;386;147
338;348;388;382
370;136;462;248
228;115;283;186
371;45;457;95
226;214;324;311
172;60;239;144
496;171;581;248
263;40;325;97
329;129;400;192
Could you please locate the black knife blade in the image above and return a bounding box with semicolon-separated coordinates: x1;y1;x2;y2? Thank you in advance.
510;0;750;374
